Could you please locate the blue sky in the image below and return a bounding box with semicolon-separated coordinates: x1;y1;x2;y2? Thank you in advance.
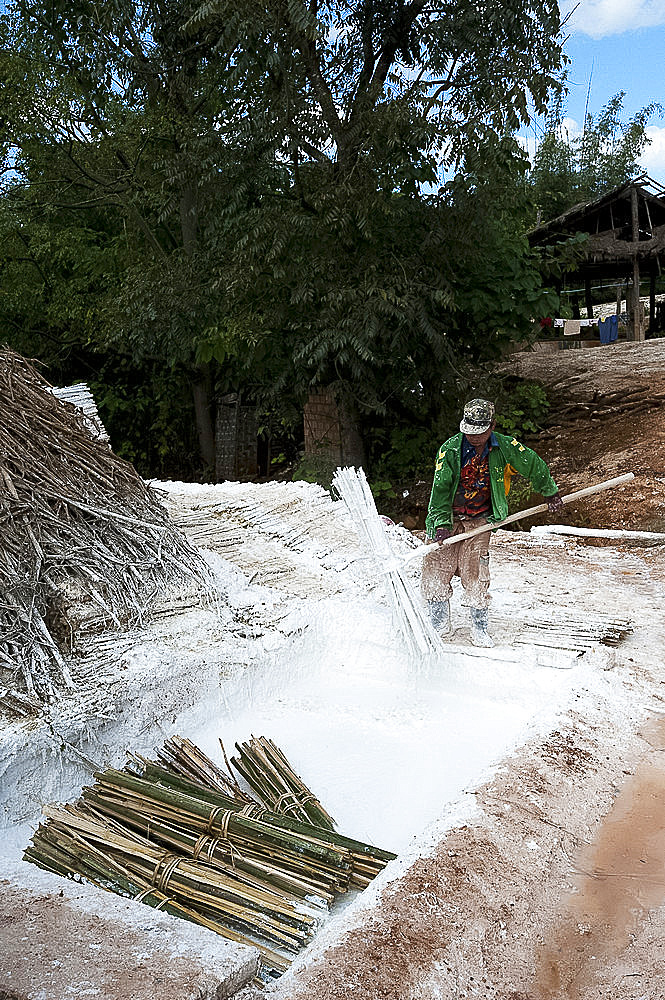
521;0;665;183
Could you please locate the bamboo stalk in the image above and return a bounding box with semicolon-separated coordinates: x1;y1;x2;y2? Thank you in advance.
82;777;353;899
128;755;394;882
333;466;441;655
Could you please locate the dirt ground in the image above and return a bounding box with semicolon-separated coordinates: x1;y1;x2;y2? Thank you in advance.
514;338;665;533
254;338;665;1000
393;337;665;535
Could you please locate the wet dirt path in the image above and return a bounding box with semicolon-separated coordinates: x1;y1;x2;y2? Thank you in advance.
531;715;665;999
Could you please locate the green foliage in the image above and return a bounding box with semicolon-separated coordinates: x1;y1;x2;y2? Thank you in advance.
291;452;339;492
0;0;568;478
437;137;561;359
371;425;441;484
531;92;661;220
494;381;551;438
368;479;397;507
89;359;201;479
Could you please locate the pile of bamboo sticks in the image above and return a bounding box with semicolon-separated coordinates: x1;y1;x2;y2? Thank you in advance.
0;349;215;708
232;736;336;830
332;466;441;656
50;383;110;442
25;734;396;982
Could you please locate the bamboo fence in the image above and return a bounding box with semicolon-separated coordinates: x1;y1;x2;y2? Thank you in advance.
0;349;214;708
25;734;396;982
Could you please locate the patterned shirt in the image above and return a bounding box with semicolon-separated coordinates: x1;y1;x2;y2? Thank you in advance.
452;433;498;518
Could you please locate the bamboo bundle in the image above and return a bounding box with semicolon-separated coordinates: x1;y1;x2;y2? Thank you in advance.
83;768;353;896
0;349;215;706
153;734;255;804
25;735;397;980
130;749;395;890
231;735;336;830
24;805;292;978
332;466;441;656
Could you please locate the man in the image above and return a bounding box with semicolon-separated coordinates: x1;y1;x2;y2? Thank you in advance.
423;398;562;647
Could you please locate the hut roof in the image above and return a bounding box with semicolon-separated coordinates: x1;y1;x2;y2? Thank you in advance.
529;174;665;245
528;175;665;285
0;349;213;708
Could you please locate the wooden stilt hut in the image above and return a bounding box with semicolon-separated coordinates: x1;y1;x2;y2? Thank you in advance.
529;174;665;340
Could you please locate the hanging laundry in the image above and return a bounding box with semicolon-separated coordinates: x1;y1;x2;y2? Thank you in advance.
598;317;610;344
563;319;581;336
608;314;619;342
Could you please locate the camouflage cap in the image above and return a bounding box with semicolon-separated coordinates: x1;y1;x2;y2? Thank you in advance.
459;398;495;435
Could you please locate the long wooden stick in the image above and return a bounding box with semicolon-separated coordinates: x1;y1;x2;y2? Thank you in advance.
404;472;635;564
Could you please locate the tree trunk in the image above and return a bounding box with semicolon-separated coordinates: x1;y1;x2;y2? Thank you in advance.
192;365;216;474
337;390;367;468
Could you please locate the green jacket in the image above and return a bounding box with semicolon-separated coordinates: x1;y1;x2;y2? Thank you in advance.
425;431;558;538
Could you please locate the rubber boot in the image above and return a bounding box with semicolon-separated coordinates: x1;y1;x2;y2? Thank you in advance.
470;607;494;648
428;599;451;638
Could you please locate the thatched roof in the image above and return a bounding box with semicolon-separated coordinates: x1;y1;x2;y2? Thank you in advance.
528;175;665;286
529;174;665;245
0;348;213;707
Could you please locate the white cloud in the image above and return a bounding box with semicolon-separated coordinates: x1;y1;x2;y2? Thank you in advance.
562;0;665;37
639;124;665;182
559;116;582;142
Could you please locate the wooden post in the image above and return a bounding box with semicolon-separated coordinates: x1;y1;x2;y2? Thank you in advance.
584;277;594;319
650;268;657;335
631;187;643;341
616;281;622;318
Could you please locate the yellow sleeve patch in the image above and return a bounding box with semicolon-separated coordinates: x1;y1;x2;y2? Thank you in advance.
503;463;518;495
510;438;525;452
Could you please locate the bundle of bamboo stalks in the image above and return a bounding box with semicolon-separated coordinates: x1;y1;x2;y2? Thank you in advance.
232;735;336;830
0;349;214;707
25;734;396;982
332;466;440;656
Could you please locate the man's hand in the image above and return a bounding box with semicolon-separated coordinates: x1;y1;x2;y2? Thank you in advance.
547;492;564;514
435;527;454;543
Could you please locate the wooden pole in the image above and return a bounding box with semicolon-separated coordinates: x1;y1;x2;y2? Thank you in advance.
403;473;635;564
584;277;594;319
650;267;657;335
631;187;642;342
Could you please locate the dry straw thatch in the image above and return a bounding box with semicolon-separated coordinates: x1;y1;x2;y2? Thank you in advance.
0;348;213;706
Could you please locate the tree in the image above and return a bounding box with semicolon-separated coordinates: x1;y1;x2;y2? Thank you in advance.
1;0;567;477
531;92;660;221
